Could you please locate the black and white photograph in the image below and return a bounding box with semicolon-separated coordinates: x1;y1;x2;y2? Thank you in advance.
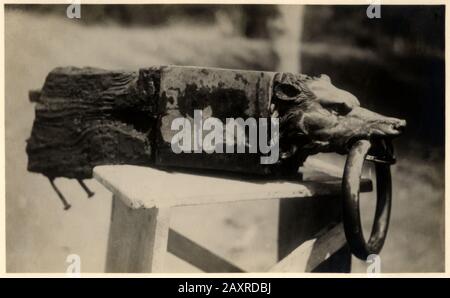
2;1;446;275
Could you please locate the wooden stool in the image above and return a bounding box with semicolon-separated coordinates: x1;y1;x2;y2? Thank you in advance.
94;161;372;273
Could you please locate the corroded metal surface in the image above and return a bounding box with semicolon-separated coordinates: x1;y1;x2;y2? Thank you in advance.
156;66;276;174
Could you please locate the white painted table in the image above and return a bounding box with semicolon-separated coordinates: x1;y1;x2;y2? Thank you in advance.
94;162;372;273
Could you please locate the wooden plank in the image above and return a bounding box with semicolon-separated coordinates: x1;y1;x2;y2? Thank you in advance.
105;195;170;273
168;229;244;273
271;223;347;272
94;165;372;209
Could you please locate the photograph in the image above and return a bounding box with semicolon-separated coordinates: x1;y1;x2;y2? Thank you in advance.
3;2;446;274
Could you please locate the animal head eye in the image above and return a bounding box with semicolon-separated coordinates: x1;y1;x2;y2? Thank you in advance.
275;83;301;101
323;102;352;115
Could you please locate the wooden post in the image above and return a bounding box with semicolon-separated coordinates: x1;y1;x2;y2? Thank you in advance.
105;195;170;273
271;5;304;73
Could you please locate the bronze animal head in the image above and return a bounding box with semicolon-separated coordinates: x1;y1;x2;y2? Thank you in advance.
273;72;406;167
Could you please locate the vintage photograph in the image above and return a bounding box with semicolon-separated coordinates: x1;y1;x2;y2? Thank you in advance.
4;3;445;273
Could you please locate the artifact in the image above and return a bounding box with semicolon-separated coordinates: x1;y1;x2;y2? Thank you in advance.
26;65;406;259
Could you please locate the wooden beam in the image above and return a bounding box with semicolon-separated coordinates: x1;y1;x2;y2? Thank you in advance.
168;229;244;273
26;67;159;179
271;223;347;272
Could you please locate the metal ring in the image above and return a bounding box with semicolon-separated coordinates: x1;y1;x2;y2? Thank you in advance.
342;140;392;260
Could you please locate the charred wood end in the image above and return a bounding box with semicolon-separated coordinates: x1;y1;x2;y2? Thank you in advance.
29;89;42;103
26;67;158;179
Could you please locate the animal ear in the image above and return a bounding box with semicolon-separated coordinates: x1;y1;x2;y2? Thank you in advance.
274;83;302;101
319;74;331;83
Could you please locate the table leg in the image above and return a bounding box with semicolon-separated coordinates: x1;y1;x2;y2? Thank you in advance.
105;195;171;273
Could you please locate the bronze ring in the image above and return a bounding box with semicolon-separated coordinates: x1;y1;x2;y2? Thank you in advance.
342;140;392;260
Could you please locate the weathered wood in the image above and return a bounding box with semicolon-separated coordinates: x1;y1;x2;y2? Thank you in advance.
26;67;159;179
105;195;170;273
156;66;276;175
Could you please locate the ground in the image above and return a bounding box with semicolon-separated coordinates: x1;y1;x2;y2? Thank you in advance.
5;11;444;273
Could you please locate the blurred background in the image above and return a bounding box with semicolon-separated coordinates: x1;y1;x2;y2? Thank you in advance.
5;4;444;272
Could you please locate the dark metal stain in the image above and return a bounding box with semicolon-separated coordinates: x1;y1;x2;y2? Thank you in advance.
110;108;153;133
177;83;250;122
234;73;249;85
159;91;174;113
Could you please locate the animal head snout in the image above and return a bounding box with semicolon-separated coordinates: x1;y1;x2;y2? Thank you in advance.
273;72;406;156
393;119;407;133
347;107;407;138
